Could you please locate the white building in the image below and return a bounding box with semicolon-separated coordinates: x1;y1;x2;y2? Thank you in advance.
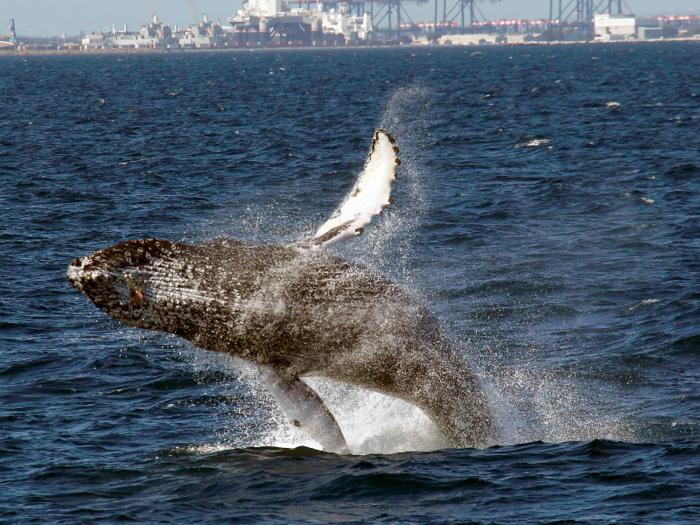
594;14;660;41
82;33;106;49
638;26;664;40
319;4;372;41
594;14;636;40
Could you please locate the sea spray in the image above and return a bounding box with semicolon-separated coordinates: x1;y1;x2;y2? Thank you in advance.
178;83;639;454
202;86;454;454
341;83;433;291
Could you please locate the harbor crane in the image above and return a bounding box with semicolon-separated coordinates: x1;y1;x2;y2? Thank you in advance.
435;0;503;33
187;0;199;24
371;0;505;38
146;0;160;23
548;0;632;38
146;0;201;27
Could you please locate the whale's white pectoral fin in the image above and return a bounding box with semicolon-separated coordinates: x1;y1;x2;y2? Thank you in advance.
307;129;400;249
258;365;350;454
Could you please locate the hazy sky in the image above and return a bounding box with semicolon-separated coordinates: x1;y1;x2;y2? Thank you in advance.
2;0;698;36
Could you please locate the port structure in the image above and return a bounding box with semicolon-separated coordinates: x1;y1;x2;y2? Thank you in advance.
293;0;502;39
548;0;632;37
290;0;631;40
0;19;17;48
187;0;199;24
293;0;428;40
147;0;157;19
369;0;428;40
374;0;503;38
433;0;502;34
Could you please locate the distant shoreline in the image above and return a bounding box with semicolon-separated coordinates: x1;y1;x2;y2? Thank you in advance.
1;37;698;57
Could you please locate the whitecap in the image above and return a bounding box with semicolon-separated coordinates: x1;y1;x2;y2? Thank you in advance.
515;138;552;148
628;299;660;312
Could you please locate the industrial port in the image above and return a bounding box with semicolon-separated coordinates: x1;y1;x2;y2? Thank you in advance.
1;0;699;52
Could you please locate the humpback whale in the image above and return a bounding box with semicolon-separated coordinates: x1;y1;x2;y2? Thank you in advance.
67;130;493;452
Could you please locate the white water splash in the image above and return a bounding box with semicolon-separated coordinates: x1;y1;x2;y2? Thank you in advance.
193;352;448;455
480;363;638;446
515;138;552;148
628;299;660;312
264;379;449;454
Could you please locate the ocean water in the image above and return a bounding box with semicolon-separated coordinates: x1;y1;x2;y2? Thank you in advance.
1;42;699;524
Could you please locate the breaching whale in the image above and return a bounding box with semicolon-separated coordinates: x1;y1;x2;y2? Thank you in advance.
67;130;493;452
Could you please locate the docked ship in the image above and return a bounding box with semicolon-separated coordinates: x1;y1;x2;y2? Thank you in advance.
0;19;17;48
227;0;372;46
98;15;175;49
178;13;226;48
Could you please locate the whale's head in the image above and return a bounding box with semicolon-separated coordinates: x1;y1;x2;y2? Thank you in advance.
67;239;187;332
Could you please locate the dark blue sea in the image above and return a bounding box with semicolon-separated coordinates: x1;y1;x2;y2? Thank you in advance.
1;42;699;524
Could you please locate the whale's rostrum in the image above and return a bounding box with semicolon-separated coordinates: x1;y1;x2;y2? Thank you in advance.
67;130;493;452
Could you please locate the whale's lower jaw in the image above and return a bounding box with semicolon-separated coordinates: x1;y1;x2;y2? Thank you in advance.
68;238;493;450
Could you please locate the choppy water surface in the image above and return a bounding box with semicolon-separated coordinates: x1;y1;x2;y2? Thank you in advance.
1;43;699;523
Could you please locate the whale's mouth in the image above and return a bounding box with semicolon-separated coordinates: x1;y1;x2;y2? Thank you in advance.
67;256;113;297
67;257;86;290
